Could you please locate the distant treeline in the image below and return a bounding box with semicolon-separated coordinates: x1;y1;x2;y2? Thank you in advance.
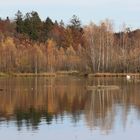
0;10;140;73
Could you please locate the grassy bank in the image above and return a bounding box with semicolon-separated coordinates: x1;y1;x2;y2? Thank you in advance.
88;73;140;78
56;71;79;76
0;72;9;77
0;71;79;77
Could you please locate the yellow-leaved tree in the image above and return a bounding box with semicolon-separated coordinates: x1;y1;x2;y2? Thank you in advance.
46;39;56;72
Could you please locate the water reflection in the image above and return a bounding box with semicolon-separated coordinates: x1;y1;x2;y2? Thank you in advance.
0;77;140;133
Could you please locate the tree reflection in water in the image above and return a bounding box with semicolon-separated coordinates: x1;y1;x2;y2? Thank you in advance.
0;77;140;132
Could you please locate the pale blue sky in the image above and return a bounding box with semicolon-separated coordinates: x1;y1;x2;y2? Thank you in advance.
0;0;140;30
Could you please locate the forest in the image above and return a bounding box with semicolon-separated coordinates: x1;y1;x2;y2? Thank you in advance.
0;10;140;74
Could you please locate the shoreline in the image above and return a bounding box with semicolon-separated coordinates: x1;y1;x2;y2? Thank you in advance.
0;72;140;77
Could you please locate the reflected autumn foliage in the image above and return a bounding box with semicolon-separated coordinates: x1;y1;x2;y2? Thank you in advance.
0;77;140;132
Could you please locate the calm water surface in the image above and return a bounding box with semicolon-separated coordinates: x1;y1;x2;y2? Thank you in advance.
0;77;140;140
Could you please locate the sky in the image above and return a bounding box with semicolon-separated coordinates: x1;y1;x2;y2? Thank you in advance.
0;0;140;30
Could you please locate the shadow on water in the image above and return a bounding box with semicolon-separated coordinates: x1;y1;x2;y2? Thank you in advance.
0;77;140;132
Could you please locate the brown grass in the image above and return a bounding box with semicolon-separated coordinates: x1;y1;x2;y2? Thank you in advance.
87;85;120;91
8;72;56;77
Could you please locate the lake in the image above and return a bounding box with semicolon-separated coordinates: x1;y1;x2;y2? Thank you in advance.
0;76;140;140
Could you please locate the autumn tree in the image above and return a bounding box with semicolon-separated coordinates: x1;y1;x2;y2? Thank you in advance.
84;20;114;73
46;39;56;72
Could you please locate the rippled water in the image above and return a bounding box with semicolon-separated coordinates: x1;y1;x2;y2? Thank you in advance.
0;77;140;140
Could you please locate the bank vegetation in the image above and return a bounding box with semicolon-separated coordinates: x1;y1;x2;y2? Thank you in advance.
0;11;140;74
